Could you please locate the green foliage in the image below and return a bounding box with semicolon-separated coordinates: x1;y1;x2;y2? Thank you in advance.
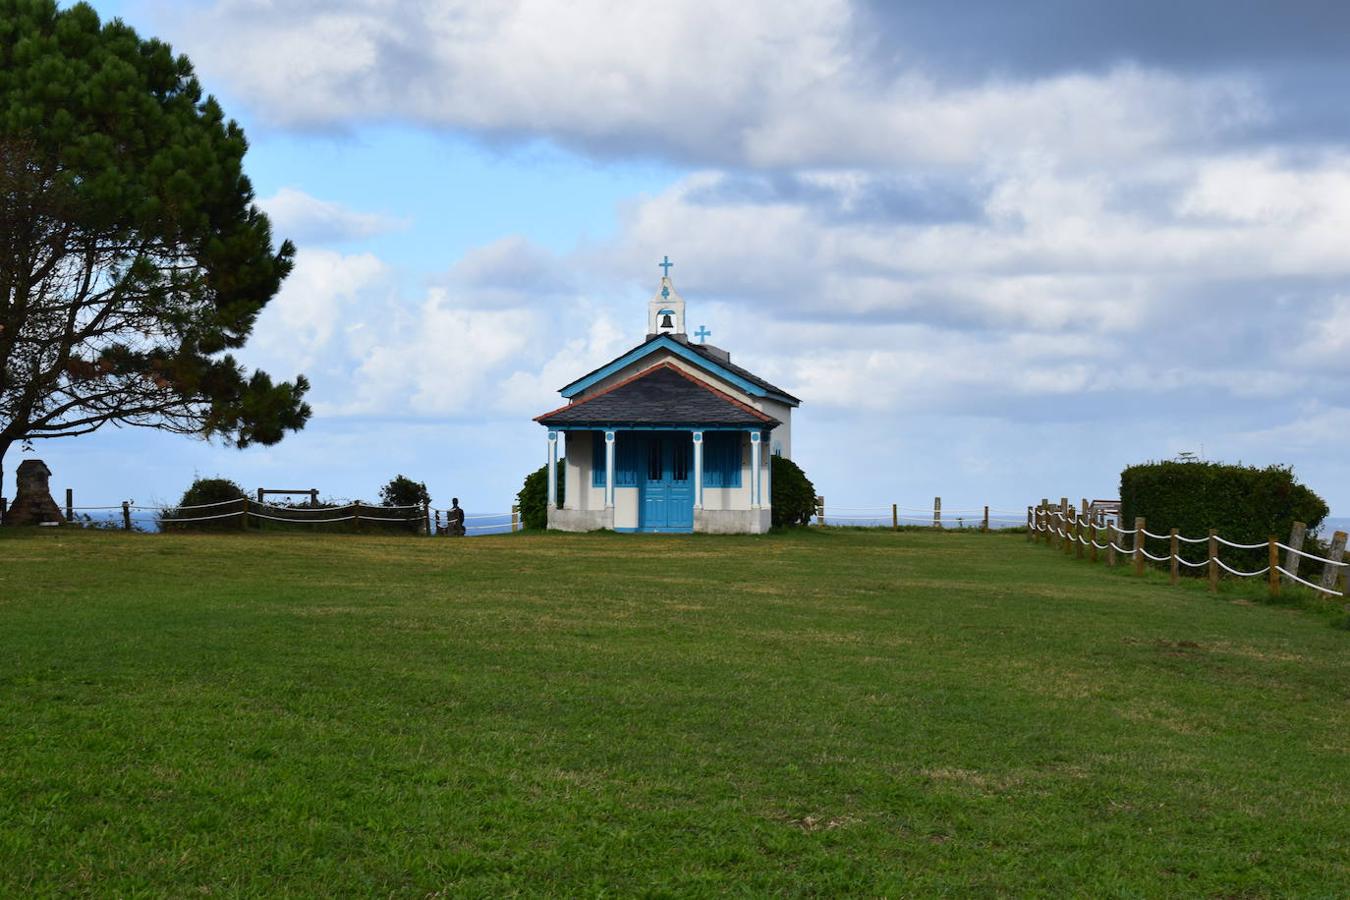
160;475;245;531
517;464;564;530
771;455;816;527
0;0;309;464
1120;461;1329;569
0;528;1347;895
379;475;430;510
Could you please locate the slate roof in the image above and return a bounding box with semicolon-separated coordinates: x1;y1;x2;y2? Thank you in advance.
536;363;780;428
558;334;801;406
668;335;801;405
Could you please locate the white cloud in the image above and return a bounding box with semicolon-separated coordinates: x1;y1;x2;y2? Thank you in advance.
171;0;1262;169
249;248;391;372
259;187;408;244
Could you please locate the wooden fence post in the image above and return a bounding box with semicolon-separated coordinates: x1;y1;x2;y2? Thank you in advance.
0;497;7;524
1133;517;1146;576
1040;499;1049;544
1208;529;1219;593
1074;508;1084;559
65;488;73;521
1089;518;1098;563
309;489;319;508
1320;530;1347;592
256;487;264;503
1282;521;1306;588
933;496;941;529
1026;506;1033;542
1268;538;1280;597
1107;520;1117;567
511;505;520;533
1068;508;1078;557
240;496;249;530
892;503;899;531
121;501;131;531
353;501;362;533
422;501;431;536
1169;528;1179;586
815;495;826;527
982;505;989;533
1081;499;1091;559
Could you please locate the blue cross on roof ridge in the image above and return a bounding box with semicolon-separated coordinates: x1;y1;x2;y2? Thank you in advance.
659;255;674;277
694;325;712;343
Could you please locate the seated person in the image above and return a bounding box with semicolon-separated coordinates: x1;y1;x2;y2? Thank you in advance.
447;497;466;537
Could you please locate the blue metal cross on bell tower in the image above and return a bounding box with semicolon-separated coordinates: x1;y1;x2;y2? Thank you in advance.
659;255;674;277
694;325;712;344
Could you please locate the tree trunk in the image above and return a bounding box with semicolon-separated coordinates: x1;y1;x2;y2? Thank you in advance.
0;436;10;522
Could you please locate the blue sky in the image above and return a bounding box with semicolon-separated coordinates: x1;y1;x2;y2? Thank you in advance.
20;0;1350;517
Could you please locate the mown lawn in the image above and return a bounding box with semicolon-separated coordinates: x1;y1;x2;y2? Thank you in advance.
0;527;1346;896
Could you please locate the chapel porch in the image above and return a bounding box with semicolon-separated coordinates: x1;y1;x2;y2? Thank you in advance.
535;364;779;534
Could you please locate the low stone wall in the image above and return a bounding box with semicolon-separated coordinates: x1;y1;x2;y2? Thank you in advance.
547;507;613;532
695;508;772;534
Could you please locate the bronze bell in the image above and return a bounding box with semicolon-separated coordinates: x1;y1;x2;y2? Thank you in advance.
660;313;674;329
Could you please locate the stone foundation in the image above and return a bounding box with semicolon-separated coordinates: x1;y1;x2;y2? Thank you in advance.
695;508;772;534
547;506;613;532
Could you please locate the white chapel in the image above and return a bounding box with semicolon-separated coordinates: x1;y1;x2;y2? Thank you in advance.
534;257;800;533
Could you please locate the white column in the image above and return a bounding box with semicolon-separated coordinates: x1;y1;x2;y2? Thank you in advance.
765;440;772;509
692;431;704;510
604;430;616;508
546;431;559;509
749;431;762;509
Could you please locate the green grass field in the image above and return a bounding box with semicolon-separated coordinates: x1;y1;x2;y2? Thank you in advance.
1;527;1346;896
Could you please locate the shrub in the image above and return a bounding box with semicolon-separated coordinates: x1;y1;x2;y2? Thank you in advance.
379;475;430;510
160;477;247;531
772;456;816;528
517;464;564;530
1119;461;1328;571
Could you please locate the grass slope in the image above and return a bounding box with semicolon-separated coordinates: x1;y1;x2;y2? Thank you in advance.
0;528;1346;896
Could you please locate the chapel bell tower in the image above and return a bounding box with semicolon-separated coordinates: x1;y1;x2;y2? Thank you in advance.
647;255;686;337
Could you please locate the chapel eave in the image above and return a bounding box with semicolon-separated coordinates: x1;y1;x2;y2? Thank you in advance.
557;334;801;407
536;362;780;429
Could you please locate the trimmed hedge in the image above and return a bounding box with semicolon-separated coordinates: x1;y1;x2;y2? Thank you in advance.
159;477;247;531
1119;462;1328;568
771;456;817;528
517;464;564;530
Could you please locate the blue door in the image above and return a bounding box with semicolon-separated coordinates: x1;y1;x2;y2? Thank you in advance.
639;432;694;532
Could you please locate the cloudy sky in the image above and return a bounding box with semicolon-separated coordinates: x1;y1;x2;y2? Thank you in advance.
32;0;1350;517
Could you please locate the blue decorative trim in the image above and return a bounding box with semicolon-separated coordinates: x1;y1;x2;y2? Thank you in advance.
548;424;754;432
691;432;703;443
547;431;558;441
559;335;798;406
750;432;761;443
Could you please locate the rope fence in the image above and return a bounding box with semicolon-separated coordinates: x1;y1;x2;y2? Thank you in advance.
1027;496;1349;601
54;495;525;538
809;496;1030;532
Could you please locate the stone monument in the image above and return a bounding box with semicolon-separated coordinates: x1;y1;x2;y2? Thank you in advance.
4;459;65;526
